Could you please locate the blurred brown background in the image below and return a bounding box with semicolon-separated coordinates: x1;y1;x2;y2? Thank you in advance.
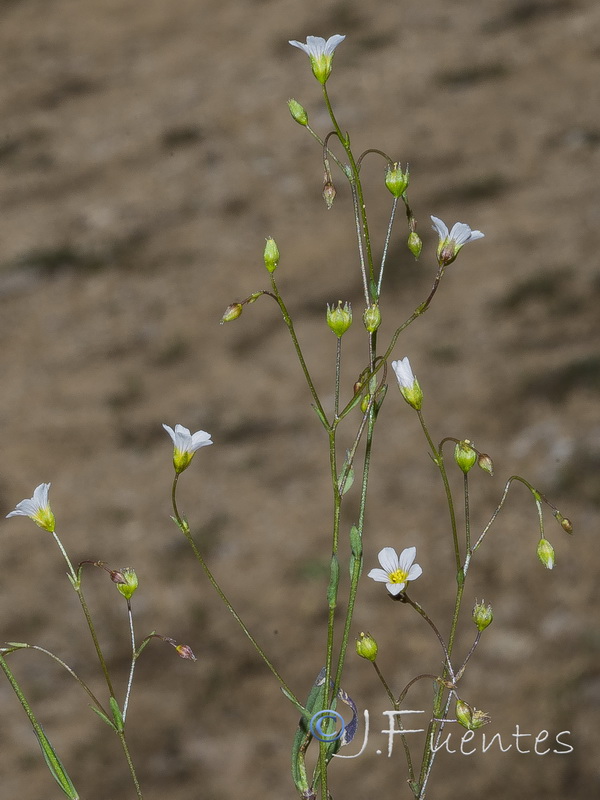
0;1;598;798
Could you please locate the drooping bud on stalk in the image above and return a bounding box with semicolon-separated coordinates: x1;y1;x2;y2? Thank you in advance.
407;231;422;259
323;178;336;209
478;453;494;476
554;512;573;534
537;538;555;569
287;98;308;126
220;303;243;323
455;698;491;730
175;643;197;661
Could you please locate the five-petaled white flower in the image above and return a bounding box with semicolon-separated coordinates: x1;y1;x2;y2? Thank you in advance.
6;483;55;532
368;546;423;596
289;35;346;84
163;424;213;474
391;357;423;410
430;215;484;267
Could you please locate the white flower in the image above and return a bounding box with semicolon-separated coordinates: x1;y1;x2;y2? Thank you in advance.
391;357;423;410
163;424;213;473
368;546;423;596
289;35;346;84
6;483;55;532
430;215;484;266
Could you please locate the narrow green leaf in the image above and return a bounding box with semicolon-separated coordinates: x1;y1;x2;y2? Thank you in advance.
89;704;117;731
36;727;80;799
0;654;79;799
109;696;124;732
327;555;340;608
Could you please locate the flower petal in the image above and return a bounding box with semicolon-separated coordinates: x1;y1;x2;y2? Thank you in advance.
367;568;390;583
386;581;405;595
398;546;417;573
324;34;346;55
407;563;423;581
430;216;448;240
377;547;399;574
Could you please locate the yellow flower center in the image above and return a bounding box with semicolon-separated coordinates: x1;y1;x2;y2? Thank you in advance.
388;568;408;584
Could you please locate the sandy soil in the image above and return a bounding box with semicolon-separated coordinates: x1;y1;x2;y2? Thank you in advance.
0;1;598;799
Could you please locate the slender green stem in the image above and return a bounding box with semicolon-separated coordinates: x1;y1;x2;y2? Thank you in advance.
332;408;375;701
371;660;397;709
403;594;454;681
377;197;399;296
334;337;342;418
269;276;329;426
464;473;471;553
322;84;375;296
455;632;481;682
122;601;136;721
416;411;460;570
117;730;143;800
171;475;301;707
51;531;78;583
73;584;115;698
4;643;106;713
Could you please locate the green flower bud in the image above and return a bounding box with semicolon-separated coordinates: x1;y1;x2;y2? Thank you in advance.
385;162;409;198
407;231;422;259
263;237;280;273
355;631;378;662
287;98;308;126
114;567;138;600
455;699;491;731
454;440;478;474
363;304;381;333
327;301;352;337
472;599;493;631
537;538;555;570
220;303;243;323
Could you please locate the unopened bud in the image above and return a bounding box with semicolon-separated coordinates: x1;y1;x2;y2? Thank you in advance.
327;301;352;337
288;98;308;126
472;600;493;631
385;162;409;198
263;237;280;273
113;567;138;600
355;631;378;662
407;232;422;259
555;513;573;534
323;179;336;210
478;453;494;476
454;440;477;474
537;538;555;570
362;304;381;333
220;303;243;323
175;643;197;661
456;699;491;730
